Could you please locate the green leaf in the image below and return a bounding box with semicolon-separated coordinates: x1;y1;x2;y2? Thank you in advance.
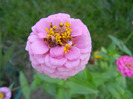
85;68;93;82
108;35;132;56
19;72;30;99
116;76;126;88
36;71;63;85
56;87;65;99
106;84;121;99
68;76;98;94
72;68;93;83
92;73;111;87
30;79;38;91
3;44;15;67
42;82;57;96
66;81;98;95
64;88;71;99
9;83;14;90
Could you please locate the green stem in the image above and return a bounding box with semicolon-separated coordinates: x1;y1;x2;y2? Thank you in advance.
11;86;21;91
11;84;26;91
125;32;133;43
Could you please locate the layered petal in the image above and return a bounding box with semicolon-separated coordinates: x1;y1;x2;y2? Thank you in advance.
50;46;64;57
65;46;80;60
50;56;67;66
31;41;49;54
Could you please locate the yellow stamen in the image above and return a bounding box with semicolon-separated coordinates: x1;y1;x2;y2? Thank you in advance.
59;22;64;27
65;21;71;27
49;22;53;27
64;44;71;54
67;31;71;37
0;93;4;98
61;32;67;39
65;27;72;32
53;25;57;30
55;33;61;42
45;28;54;38
45;28;49;33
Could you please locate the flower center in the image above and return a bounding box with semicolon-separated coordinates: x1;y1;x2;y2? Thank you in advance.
0;92;5;98
126;63;131;69
44;21;74;53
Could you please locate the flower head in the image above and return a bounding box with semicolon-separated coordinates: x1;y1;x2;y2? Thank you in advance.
0;87;11;99
25;13;92;79
116;55;133;77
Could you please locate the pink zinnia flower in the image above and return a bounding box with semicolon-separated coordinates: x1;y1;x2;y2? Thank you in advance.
25;13;92;79
116;55;133;77
0;87;11;99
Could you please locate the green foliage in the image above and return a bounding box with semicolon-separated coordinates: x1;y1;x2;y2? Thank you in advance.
19;72;30;99
109;35;132;56
2;44;15;67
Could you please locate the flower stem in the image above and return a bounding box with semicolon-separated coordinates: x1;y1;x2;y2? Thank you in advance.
125;32;133;43
11;84;26;91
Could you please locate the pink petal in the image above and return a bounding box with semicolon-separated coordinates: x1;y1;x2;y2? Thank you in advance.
73;35;91;49
47;13;70;20
44;54;56;68
50;56;67;66
57;66;72;72
31;41;49;54
50;17;62;27
70;19;84;28
80;46;91;54
81;55;90;66
65;46;80;60
65;59;80;68
41;64;55;73
25;41;30;51
34;54;46;63
50;46;64;57
30;55;39;65
32;18;50;33
28;33;39;42
38;32;47;38
80;53;90;60
71;26;83;37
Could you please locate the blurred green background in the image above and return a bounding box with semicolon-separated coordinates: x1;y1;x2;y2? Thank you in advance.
1;0;133;51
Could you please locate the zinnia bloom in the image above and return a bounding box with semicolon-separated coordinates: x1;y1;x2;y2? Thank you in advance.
0;87;11;99
116;55;133;77
25;13;92;79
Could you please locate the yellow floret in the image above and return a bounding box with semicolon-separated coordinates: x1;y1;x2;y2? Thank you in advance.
0;93;4;98
61;32;67;38
64;44;71;54
53;25;57;30
45;28;54;38
65;21;71;27
59;22;64;27
65;27;72;32
55;33;61;42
